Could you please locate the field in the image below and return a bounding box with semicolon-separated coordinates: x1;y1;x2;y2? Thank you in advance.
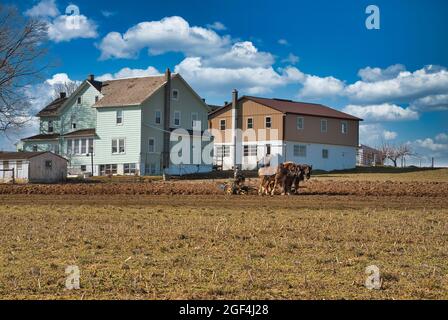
0;168;447;300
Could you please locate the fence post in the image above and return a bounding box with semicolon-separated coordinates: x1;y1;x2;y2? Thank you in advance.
12;168;15;184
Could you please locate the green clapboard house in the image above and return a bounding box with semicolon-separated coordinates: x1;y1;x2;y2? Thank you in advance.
20;69;212;176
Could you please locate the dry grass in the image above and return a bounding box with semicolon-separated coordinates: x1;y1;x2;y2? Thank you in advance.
0;168;447;300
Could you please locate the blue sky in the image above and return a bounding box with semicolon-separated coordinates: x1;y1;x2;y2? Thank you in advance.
2;0;448;166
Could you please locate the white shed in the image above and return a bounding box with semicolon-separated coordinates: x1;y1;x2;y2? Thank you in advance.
0;152;67;183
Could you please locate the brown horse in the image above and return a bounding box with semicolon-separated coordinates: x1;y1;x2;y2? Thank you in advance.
292;164;312;194
272;162;303;195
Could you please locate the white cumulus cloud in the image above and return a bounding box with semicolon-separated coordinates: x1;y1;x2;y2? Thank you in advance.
98;16;230;60
206;21;227;31
342;103;419;121
97;66;161;81
24;0;60;18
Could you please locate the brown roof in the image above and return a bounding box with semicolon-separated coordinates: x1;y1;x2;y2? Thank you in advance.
94;75;170;108
37;97;68;117
0;152;46;160
22;133;60;141
62;129;96;137
209;96;363;121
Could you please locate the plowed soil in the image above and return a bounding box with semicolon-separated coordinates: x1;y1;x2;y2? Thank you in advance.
0;179;447;197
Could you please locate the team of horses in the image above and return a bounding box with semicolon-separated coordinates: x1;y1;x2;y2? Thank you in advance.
258;162;312;196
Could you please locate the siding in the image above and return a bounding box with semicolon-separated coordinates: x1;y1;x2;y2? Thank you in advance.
140;77;211;174
209;99;284;143
284;114;359;147
95;106;142;166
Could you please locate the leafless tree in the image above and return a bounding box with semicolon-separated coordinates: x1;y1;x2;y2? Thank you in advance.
0;4;48;131
52;81;79;100
379;142;413;167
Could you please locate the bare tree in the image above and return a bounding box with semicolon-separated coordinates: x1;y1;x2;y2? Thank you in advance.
379;142;413;167
52;81;79;100
0;4;48;131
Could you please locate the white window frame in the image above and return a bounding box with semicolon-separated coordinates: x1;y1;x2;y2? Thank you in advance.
173;111;181;127
124;163;137;175
16;160;23;171
265;116;272;129
247;117;253;129
116;110;123;125
321;119;328;133
148;137;156;153
297;116;304;130
191;112;199;128
172;89;179;101
155;110;162;125
216;145;230;158
341;121;348;134
48;120;54;133
243;145;257;157
294;145;307;157
112;138;126;155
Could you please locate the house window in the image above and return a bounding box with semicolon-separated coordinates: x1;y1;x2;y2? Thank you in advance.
112;138;125;154
247;118;253;129
81;139;87;154
32;145;38;152
45;160;52;168
16;161;22;171
124;163;137;175
341;121;348;134
216;145;230;158
67;140;72;155
155;110;161;125
77;97;82;105
72;122;77;130
48;120;54;133
100;164;117;176
172;89;179;101
321;119;328;133
220;119;226;130
322;149;329;159
294;145;307;157
266;144;271;155
74;139;80;154
243;145;257;157
81;165;87;172
148;138;155;153
297;117;304;130
116;110;123;125
265;117;272;128
191;112;199;128
95;96;99;103
174;111;181;126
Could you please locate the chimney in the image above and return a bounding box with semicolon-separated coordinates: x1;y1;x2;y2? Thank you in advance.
60;92;67;99
231;89;241;169
87;74;94;82
162;68;172;170
202;98;206;103
224;101;228;106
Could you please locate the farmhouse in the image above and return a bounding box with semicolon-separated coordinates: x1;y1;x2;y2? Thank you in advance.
357;144;384;166
0;152;67;183
209;90;362;171
19;69;211;176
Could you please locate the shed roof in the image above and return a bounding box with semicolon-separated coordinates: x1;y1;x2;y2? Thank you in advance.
62;129;96;137
22;133;60;141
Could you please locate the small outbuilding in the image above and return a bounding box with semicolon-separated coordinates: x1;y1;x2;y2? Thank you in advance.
0;152;67;183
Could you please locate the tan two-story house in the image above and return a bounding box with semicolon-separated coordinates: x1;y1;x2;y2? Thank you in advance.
209;91;362;171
